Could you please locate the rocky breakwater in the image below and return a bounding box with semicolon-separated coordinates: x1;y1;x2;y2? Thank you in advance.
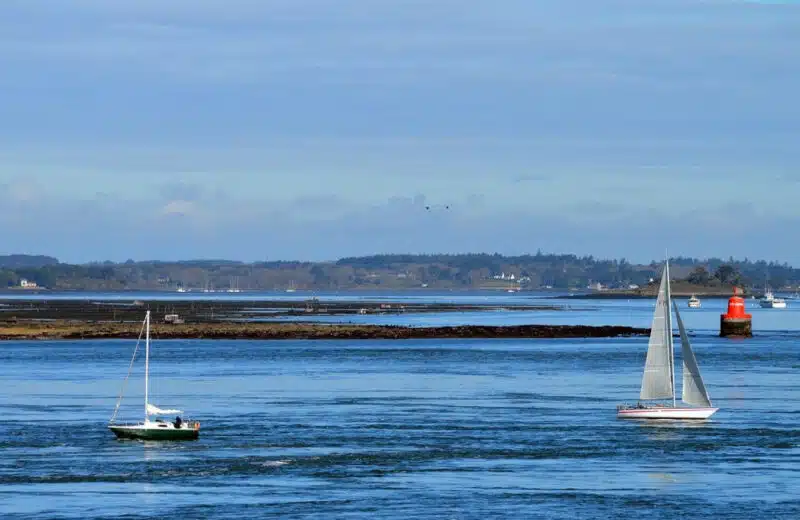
0;321;649;341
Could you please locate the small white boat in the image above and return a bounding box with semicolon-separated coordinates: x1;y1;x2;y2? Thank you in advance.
617;260;718;420
759;289;786;309
687;295;701;308
108;311;200;440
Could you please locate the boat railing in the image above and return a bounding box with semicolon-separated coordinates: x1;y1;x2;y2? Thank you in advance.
617;402;653;411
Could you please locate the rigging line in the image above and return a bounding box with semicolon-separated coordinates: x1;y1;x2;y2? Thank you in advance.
151;310;158;408
109;318;146;424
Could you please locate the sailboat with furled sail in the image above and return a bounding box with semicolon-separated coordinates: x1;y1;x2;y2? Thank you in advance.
617;260;718;420
109;311;200;440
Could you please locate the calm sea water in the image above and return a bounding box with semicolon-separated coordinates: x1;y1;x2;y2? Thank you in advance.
1;298;798;519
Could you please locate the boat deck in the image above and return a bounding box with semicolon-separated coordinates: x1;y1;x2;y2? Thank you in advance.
109;420;200;440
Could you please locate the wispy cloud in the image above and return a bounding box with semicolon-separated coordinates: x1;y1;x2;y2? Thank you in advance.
1;1;799;261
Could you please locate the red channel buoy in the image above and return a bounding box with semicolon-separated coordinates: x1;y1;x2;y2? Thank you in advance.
720;287;752;337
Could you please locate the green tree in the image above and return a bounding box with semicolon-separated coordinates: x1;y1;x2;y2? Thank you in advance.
687;266;712;285
0;269;16;287
714;264;737;284
310;265;331;286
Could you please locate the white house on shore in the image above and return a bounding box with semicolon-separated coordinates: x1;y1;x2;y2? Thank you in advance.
492;272;516;280
19;279;37;288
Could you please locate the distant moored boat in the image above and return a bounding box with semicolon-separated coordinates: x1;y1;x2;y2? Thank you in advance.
759;288;786;309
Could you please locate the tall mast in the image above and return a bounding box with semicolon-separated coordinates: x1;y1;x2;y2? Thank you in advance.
144;310;150;422
664;259;676;407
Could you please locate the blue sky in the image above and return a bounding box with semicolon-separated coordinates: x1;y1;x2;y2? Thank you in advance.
1;0;799;263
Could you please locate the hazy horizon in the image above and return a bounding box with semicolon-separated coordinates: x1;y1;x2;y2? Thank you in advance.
2;1;798;264
2;250;793;268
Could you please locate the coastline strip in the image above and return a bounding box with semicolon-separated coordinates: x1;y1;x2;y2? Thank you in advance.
0;321;648;341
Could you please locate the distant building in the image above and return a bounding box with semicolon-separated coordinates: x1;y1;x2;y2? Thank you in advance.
163;313;184;324
492;272;516;280
19;279;37;288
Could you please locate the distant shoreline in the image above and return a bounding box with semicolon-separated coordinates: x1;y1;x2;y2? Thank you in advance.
568;283;752;299
0;286;760;298
0;321;648;341
564;292;742;300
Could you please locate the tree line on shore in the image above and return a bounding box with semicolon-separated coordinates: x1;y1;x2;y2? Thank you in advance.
0;253;796;291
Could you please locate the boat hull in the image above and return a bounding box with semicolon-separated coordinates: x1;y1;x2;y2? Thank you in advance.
109;423;199;441
617;407;718;420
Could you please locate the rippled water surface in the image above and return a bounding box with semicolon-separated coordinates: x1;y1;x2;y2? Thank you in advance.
1;299;799;518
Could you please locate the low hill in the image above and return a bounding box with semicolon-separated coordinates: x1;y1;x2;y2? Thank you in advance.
0;252;797;291
0;254;59;269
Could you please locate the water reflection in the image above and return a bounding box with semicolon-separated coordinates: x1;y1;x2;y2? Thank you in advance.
646;472;678;484
636;420;714;444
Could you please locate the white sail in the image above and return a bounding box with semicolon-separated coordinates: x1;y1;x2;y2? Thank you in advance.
673;302;713;407
146;403;184;416
639;265;675;401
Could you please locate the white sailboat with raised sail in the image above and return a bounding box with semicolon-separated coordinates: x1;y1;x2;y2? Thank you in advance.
617;260;718;420
109;311;200;440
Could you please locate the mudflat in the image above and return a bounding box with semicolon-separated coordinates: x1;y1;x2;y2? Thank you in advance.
0;320;647;340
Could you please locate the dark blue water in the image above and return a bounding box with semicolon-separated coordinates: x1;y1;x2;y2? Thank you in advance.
1;300;799;518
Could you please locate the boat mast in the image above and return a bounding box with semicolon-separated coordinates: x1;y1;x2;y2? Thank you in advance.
144;310;150;422
664;259;676;407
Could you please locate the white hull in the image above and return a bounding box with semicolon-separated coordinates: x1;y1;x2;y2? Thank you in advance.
760;289;786;308
617;406;718;420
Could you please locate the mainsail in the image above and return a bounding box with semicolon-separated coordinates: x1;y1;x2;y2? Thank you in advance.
639;265;675;401
673;302;713;407
146;403;183;416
